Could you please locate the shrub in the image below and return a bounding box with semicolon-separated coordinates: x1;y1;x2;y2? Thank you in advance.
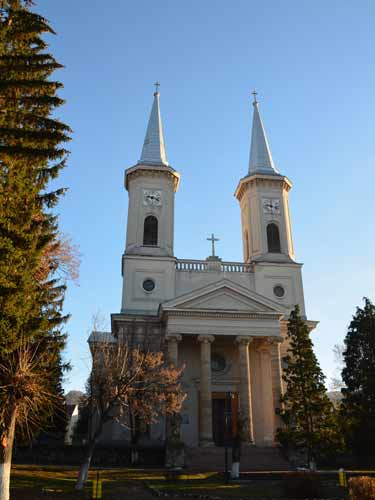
349;476;375;500
283;472;321;499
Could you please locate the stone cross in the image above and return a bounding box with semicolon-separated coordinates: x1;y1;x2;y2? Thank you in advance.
207;233;219;257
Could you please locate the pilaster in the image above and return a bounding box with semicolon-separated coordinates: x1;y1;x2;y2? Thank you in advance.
257;337;279;446
270;337;284;429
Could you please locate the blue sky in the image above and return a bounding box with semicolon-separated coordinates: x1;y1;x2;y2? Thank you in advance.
37;0;375;392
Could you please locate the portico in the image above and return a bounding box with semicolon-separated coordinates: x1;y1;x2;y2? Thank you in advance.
162;280;286;447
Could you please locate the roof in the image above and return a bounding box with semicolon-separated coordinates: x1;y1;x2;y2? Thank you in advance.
138;90;168;166
248;97;279;175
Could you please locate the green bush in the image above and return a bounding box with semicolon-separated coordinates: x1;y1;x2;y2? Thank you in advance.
283;472;321;499
349;476;375;500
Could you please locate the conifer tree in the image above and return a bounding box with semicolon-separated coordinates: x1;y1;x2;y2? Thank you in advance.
277;306;341;465
0;1;71;497
341;297;375;457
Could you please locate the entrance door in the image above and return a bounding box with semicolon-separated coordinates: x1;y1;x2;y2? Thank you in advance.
212;393;238;447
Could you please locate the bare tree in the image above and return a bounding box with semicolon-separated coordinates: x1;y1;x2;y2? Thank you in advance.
0;341;61;500
35;232;81;285
75;330;186;490
0;230;79;500
330;343;345;391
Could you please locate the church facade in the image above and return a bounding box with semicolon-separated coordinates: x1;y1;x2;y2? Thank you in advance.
91;88;317;448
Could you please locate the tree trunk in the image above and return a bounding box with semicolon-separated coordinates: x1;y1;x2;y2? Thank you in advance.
75;438;96;490
128;406;139;466
0;410;16;500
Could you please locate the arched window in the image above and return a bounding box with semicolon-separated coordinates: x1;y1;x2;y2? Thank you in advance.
143;216;158;246
267;223;281;253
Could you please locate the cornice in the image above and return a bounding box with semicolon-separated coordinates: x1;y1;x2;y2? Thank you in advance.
234;173;292;201
162;308;284;321
125;163;180;192
306;320;319;331
252;259;303;268
122;253;177;264
280;318;319;332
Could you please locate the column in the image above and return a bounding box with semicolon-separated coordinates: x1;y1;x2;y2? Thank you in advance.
235;336;254;443
166;334;182;365
271;337;284;428
197;334;215;446
165;335;183;446
258;338;275;446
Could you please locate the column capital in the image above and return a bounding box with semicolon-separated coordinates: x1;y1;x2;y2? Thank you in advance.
257;336;283;352
267;336;283;345
197;334;215;344
235;335;254;346
166;334;182;343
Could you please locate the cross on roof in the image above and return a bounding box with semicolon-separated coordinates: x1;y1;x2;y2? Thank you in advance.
252;89;258;104
154;81;160;94
207;233;219;257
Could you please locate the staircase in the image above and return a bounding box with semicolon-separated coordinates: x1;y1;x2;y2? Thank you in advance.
185;446;290;472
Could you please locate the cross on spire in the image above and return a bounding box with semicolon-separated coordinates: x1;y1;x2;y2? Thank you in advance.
252;89;258;104
154;81;160;95
207;233;219;257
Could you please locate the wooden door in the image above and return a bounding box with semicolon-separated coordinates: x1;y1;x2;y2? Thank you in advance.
211;393;238;446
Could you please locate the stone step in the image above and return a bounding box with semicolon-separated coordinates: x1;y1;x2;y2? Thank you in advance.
185;446;291;472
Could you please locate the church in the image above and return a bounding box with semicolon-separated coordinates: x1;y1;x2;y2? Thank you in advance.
90;87;317;449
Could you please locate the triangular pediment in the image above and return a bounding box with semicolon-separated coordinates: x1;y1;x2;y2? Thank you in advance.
180;288;276;312
160;279;285;315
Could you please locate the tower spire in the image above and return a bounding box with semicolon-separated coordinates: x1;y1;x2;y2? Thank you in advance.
139;83;168;166
248;91;278;175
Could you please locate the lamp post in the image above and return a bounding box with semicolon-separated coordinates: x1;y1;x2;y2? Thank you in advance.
224;391;233;483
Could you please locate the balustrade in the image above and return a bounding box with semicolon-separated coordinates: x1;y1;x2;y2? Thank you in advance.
175;259;252;273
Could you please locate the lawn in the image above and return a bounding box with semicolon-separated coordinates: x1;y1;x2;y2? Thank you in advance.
10;466;157;500
10;465;352;499
149;474;285;498
147;472;347;499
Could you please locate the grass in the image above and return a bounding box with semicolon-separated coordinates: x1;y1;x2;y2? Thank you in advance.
149;477;284;498
10;465;156;500
147;471;347;499
10;465;364;499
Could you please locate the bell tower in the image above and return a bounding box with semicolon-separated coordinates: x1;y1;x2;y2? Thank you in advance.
121;86;180;314
235;93;305;313
235;93;295;264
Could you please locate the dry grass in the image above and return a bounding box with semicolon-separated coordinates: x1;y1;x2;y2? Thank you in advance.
10;465;351;499
11;465;146;500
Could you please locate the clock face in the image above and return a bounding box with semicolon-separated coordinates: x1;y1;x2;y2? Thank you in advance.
143;190;162;207
263;198;281;215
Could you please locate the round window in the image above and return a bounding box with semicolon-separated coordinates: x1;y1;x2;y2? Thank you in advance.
211;353;226;372
142;279;155;292
273;285;285;298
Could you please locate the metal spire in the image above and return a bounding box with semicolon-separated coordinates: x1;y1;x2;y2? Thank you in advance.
139;83;168;166
248;91;278;175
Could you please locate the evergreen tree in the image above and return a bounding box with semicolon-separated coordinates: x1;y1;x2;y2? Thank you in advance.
277;306;341;465
341;297;375;457
0;0;70;353
0;1;71;497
